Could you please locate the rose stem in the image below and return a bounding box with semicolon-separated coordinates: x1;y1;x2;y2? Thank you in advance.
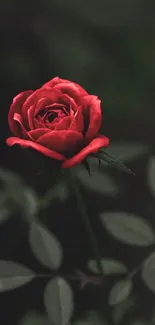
68;169;104;282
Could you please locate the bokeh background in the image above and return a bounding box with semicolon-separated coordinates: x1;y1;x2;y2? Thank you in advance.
0;1;155;325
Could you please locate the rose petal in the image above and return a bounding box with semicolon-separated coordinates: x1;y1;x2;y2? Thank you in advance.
42;77;88;98
69;106;84;133
8;90;33;136
45;122;57;130
54;82;88;103
34;99;64;117
83;95;102;141
13;113;33;140
37;130;83;154
70;105;74;118
37;116;46;125
34;97;52;116
33;117;45;129
22;88;62;119
62;135;109;168
41;77;62;88
59;94;78;112
54;116;71;130
27;105;35;129
6;137;66;161
29;128;50;140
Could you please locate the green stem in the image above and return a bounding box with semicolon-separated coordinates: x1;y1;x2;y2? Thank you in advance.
68;170;104;281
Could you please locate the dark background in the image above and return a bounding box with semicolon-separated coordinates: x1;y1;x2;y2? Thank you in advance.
0;1;155;324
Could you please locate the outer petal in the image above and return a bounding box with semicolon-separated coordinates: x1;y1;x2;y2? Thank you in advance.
61;135;109;168
8;90;33;136
13;113;33;140
42;77;88;98
53;82;88;103
37;130;83;154
41;77;62;88
69;106;84;133
28;128;50;140
6;137;66;161
83;95;102;142
22;88;62;119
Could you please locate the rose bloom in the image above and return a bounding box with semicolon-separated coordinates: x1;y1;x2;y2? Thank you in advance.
6;77;109;168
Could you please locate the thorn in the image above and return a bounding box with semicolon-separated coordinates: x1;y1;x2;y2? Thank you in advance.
83;160;92;176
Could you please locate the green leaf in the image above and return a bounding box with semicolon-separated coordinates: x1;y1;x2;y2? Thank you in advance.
0;260;35;292
100;212;155;246
112;295;136;324
142;252;155;293
29;222;63;270
0;191;11;224
0;169;38;223
73;311;107;325
105;142;148;162
22;187;38;221
109;279;132;306
148;156;155;197
87;259;128;275
130;320;151;325
41;182;69;209
44;277;74;325
98;150;135;176
77;168;119;197
0;168;22;186
150;303;155;323
19;312;51;325
83;159;92;176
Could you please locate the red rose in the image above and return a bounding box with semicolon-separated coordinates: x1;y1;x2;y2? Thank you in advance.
6;77;109;168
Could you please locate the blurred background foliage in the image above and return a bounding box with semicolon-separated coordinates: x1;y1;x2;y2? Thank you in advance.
0;0;155;325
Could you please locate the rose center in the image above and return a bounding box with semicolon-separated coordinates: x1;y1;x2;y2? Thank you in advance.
47;112;58;122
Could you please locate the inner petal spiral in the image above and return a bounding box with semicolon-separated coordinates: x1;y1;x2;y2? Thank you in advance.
40;104;70;123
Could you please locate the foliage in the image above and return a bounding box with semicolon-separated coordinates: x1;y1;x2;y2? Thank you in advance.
0;143;155;325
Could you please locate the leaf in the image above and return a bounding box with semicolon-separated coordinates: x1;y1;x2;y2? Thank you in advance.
29;222;63;270
19;311;51;325
130;320;150;325
0;191;11;224
112;295;136;324
98;150;135;176
41;182;69;209
54;183;69;202
74;311;107;325
0;260;35;292
100;212;155;246
105;142;148;162
151;304;155;323
0;207;10;224
0;168;23;186
0;169;38;222
87;259;128;275
148;156;155;196
73;321;89;325
23;187;38;221
73;321;90;325
84;311;107;325
77;168;119;197
82;159;92;176
44;277;74;325
142;252;155;293
0;188;12;224
109;279;132;306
